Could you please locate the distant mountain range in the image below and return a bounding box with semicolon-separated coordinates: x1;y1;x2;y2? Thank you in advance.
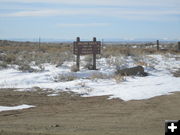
0;38;179;43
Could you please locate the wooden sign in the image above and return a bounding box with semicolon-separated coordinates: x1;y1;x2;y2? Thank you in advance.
73;41;101;55
73;37;101;70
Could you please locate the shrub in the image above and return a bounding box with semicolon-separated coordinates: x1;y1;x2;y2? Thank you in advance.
18;64;35;72
0;61;8;69
172;69;180;77
113;74;126;83
55;60;64;67
54;74;77;82
4;54;16;64
135;61;148;67
38;64;45;72
106;57;125;67
0;43;74;68
71;65;79;72
84;63;94;70
84;55;93;63
90;72;110;79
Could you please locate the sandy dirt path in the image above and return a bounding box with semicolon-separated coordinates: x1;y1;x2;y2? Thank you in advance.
0;89;180;135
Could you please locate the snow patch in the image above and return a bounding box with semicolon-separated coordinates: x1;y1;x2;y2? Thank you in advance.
0;104;35;112
0;54;180;101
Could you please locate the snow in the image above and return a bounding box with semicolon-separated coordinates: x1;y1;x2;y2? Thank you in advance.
0;54;180;101
82;74;180;100
0;104;35;112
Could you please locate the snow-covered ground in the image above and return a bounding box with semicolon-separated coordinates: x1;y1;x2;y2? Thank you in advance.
0;104;35;112
0;54;180;101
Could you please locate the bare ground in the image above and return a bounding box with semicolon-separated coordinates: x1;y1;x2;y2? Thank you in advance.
0;89;180;135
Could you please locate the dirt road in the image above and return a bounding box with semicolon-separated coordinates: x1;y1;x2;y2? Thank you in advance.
0;89;180;135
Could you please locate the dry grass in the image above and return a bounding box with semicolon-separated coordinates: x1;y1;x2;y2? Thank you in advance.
84;55;93;63
90;72;126;83
135;61;148;67
18;63;35;72
106;56;126;68
0;61;8;69
113;74;126;83
53;74;77;82
90;72;111;80
172;69;180;77
102;46;151;57
70;65;79;72
0;41;73;72
101;44;180;58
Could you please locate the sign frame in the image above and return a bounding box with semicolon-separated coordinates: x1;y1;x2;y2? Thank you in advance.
73;37;101;70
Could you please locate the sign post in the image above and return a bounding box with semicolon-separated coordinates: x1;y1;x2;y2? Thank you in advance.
76;37;80;70
178;42;180;51
157;40;159;50
93;37;97;70
73;37;101;71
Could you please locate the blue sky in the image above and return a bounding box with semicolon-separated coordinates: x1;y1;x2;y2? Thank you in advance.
0;0;180;41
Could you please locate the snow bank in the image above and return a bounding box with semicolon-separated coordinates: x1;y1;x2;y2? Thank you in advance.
0;104;35;112
81;73;180;101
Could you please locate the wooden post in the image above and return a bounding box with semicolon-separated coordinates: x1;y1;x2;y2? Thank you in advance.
77;37;80;42
38;37;41;50
101;38;104;49
157;40;159;50
76;37;80;70
93;37;96;42
93;37;96;70
178;42;180;51
77;53;80;71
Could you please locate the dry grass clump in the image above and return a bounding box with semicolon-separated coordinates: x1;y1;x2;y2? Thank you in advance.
106;57;125;67
71;65;79;72
84;55;93;63
18;63;44;72
54;74;77;82
83;56;94;70
0;53;16;64
135;61;148;67
172;69;180;77
84;63;94;70
18;63;35;72
77;82;86;87
90;72;111;80
0;61;8;69
113;74;126;83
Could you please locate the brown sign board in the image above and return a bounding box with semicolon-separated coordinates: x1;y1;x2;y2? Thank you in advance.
73;41;101;55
